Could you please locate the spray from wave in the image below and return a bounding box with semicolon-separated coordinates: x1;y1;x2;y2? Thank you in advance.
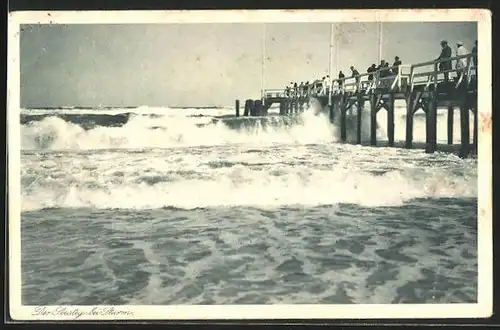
20;103;475;151
21;106;341;150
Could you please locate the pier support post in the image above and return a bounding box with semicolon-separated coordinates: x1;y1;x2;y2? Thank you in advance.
279;101;286;116
248;99;255;116
447;106;454;144
370;94;380;146
340;100;347;142
425;93;437;153
356;95;364;145
387;94;395;147
261;101;268;116
405;91;419;149
243;99;251;116
328;100;334;124
253;99;262;117
459;101;470;158
235;99;240;117
473;109;478;151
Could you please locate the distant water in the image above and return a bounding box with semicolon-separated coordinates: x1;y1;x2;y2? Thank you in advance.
20;105;478;305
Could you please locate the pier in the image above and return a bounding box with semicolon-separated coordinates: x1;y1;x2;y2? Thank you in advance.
235;54;477;158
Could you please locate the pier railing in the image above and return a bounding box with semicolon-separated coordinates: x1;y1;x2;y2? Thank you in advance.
264;89;288;98
408;54;476;92
265;53;477;100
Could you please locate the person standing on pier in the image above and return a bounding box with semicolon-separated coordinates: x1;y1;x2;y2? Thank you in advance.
436;40;452;83
299;82;304;97
367;64;376;81
319;76;327;96
338;71;345;87
381;62;391;77
377;60;389;78
350;66;360;84
392;56;402;75
472;40;477;68
455;41;470;81
377;60;386;71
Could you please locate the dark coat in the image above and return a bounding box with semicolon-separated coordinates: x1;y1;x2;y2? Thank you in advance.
438;45;452;70
472;46;477;67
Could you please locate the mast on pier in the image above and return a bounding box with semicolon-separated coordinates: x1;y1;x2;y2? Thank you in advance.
377;21;383;64
328;23;335;106
261;23;266;102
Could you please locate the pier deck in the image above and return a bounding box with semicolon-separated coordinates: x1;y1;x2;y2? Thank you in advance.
235;54;477;158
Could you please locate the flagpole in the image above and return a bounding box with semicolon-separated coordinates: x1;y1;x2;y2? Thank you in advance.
261;23;266;101
328;23;334;79
335;24;340;75
328;23;334;106
378;21;383;64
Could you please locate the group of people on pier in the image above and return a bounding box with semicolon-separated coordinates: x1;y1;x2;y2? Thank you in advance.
282;39;478;99
437;40;477;82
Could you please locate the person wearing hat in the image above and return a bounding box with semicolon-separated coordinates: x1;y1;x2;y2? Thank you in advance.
472;40;477;68
455;41;470;81
367;64;377;81
436;40;452;83
350;66;360;84
392;56;402;75
338;70;345;86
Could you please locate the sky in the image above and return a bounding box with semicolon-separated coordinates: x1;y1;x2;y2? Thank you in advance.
19;22;477;108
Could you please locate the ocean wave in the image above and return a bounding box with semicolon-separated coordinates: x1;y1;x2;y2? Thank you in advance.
21;151;476;212
19;102;476;152
21;107;349;150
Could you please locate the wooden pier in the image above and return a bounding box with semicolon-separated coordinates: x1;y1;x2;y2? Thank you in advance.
235;54;477;158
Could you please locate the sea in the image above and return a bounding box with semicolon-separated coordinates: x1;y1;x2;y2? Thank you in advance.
19;103;478;305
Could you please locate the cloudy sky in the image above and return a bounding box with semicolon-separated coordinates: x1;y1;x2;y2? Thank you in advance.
20;22;477;108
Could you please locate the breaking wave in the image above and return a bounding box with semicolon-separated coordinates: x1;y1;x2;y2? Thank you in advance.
21;142;477;211
21;107;343;150
20;104;474;151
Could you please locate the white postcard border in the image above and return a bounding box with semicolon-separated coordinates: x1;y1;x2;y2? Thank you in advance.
7;8;493;320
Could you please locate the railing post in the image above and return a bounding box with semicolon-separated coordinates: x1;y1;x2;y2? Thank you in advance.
409;66;415;93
